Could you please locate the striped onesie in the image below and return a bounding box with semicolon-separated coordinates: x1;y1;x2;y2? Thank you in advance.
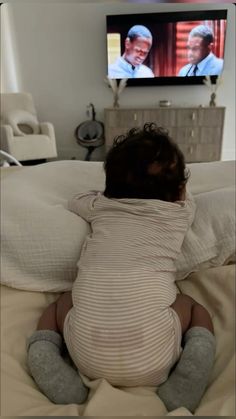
64;191;195;387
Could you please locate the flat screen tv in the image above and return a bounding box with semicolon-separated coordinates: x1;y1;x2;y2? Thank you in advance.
106;9;227;86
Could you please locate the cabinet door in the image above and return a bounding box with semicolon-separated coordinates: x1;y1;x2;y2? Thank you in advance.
199;127;223;144
198;108;225;127
196;144;221;161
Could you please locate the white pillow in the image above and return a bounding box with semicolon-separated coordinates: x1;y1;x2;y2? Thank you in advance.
1;161;105;292
4;109;40;136
1;160;235;292
176;187;235;279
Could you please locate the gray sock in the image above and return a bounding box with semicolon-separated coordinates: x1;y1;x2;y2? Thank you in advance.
157;326;216;413
27;329;89;404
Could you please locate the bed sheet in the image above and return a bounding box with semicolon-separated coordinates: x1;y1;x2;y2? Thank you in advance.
1;264;235;416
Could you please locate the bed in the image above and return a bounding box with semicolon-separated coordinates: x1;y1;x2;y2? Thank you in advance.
1;159;235;416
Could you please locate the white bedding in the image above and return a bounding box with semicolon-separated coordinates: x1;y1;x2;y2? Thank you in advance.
1;159;235;416
1;264;235;416
1;160;235;291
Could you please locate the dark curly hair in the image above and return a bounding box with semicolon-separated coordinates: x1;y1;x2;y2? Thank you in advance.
104;123;190;202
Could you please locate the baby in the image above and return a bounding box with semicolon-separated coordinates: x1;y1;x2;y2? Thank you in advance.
27;124;216;412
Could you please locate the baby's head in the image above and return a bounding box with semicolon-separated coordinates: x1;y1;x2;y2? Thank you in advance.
104;123;190;202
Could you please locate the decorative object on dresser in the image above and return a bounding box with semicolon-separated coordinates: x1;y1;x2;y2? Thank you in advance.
203;75;223;107
105;77;128;108
0;93;58;163
159;100;172;107
104;107;225;163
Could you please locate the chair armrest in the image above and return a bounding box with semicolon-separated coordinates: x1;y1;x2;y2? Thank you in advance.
1;124;14;138
1;124;14;149
39;122;56;141
39;122;57;157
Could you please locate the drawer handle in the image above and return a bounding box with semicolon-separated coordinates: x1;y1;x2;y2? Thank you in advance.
188;146;194;154
133;113;137;121
191;130;194;138
191;112;196;121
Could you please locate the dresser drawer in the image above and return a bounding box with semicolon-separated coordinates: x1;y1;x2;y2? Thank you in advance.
105;109;143;128
178;144;198;162
174;127;200;144
142;109;176;127
104;127;128;149
196;144;221;161
104;107;225;162
179;144;221;162
176;109;199;127
198;108;225;127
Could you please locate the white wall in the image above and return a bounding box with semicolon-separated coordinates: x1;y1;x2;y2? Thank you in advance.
2;1;235;161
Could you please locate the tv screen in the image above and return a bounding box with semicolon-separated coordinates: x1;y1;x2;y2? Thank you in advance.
106;10;227;86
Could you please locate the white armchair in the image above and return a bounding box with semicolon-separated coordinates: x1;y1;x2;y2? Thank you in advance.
0;93;57;162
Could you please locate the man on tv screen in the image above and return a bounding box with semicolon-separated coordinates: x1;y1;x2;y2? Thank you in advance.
178;25;224;77
108;25;154;79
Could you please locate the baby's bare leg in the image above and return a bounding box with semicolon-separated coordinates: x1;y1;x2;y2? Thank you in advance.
37;291;73;334
157;294;216;413
171;294;214;335
27;291;88;404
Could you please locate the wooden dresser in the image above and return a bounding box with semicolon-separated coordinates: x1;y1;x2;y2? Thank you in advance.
104;107;225;162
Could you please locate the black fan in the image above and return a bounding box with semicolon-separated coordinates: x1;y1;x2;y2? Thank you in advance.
75;103;104;161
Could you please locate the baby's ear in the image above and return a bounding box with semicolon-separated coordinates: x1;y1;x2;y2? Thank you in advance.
178;184;186;201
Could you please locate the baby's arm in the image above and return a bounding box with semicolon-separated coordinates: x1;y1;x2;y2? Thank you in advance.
68;191;100;221
184;189;196;228
178;187;196;229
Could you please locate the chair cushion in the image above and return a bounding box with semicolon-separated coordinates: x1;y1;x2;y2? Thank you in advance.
4;109;40;136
